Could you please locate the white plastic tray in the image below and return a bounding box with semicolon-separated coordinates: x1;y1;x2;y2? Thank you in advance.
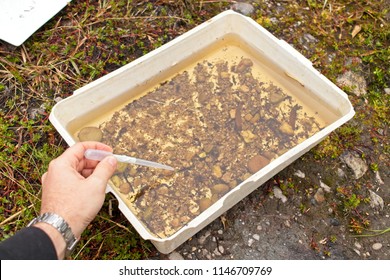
49;10;355;254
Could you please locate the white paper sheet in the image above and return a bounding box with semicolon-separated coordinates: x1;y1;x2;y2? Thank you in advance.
0;0;71;46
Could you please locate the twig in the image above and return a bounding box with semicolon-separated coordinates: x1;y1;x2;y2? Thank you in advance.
97;215;133;234
352;227;390;238
0;205;34;226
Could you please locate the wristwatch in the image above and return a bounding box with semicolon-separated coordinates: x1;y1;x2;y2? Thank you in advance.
28;212;79;256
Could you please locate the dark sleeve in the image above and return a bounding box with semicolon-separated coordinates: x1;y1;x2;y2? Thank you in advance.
0;226;57;260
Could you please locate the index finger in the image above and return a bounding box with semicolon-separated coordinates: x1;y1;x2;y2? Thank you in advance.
62;141;114;169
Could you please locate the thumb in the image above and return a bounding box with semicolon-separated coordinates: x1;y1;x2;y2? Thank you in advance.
88;156;117;187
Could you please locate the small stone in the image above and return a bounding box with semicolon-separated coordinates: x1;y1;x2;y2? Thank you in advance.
170;218;180;228
213;248;221;256
294;170;305;178
198;231;211;245
218;245;225;254
372;243;382;250
279;122;294;135
199;198;213;212
253;234;260;241
269;90;285;104
198;152;207;158
241;130;256;143
157;185;169;195
248;238;254;247
319;181;331;193
110;175;122;188
273;187;287;203
168;251;184;260
337;168;346;178
336;70;367;96
302;33;319;44
284;220;291;228
54;97;63;103
354;249;361;256
314;188;325;203
231;2;255;15
248;155;270;173
369;190;384;210
212;165;223;178
375;171;385;185
354;242;362;249
29;106;46;119
330;218;340;226
119;183;131;194
221;171;233;183
212;183;229;194
340;151;368;179
189;200;200;214
220;72;230;79
239;85;250;93
115;162;127;173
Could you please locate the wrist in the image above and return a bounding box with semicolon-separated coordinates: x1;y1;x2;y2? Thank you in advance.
33;222;66;259
28;213;79;259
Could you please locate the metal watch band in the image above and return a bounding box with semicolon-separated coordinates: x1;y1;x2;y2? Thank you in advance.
28;212;78;256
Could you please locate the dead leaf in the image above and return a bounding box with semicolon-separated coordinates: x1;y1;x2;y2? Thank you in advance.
220;215;228;230
351;25;362;38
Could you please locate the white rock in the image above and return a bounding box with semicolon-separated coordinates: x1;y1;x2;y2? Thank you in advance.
369;190;384;210
372;243;382;250
294;170;306;178
231;2;255;15
273;187;287;203
354;242;362;249
253;234;260;241
375;171;385;185
340;151;368;179
337;168;346;178
320;180;331;193
336;70;367;96
213;248;221;256
198;231;211;245
353;249;361;256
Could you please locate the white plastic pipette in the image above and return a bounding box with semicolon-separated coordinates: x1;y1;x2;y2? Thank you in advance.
84;149;174;171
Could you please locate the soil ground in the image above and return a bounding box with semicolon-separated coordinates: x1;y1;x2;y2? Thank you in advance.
168;156;390;260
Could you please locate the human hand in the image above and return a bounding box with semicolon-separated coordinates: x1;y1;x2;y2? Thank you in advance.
38;142;117;248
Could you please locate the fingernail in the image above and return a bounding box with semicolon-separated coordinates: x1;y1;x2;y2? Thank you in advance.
106;156;117;167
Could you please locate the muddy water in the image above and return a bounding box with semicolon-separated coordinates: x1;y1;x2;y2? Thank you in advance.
74;38;331;238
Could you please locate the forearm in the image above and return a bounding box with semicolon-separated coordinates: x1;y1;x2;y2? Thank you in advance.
0;226;58;260
33;223;66;259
